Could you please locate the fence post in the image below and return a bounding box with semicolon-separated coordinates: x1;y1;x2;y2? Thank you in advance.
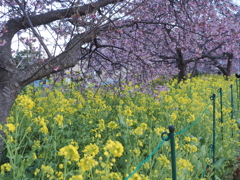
211;94;216;180
236;79;239;110
239;79;240;110
230;85;234;119
230;85;234;137
168;125;177;180
218;88;223;140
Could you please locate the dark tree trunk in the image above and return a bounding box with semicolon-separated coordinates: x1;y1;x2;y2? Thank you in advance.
178;61;187;83
216;55;232;80
190;60;198;78
176;48;187;83
0;68;23;158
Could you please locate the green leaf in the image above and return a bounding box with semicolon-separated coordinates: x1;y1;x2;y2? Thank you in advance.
118;115;127;127
1;177;13;180
237;118;240;128
214;158;228;171
200;144;207;157
15;154;23;164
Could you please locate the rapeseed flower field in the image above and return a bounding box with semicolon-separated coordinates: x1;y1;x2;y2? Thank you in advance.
0;75;239;179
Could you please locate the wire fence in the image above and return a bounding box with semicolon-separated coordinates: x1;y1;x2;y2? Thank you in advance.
124;78;240;180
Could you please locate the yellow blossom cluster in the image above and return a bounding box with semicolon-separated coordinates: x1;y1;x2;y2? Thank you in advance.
40;165;55;179
177;158;194;172
58;144;80;161
5;123;16;133
104;140;124;157
54;114;64;127
1;75;239;179
132;123;148;136
0;163;12;174
77;156;98;172
157;154;171;169
33;116;49;134
82;143;99;157
16;94;35;117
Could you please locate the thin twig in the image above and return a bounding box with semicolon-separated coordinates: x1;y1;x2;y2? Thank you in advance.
14;0;52;58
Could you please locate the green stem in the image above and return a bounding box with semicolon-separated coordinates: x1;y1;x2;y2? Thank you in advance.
63;159;68;180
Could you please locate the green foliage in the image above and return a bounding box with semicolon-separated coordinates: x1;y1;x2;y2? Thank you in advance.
0;75;239;180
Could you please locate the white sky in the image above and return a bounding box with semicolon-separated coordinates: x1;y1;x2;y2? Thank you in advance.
233;0;240;5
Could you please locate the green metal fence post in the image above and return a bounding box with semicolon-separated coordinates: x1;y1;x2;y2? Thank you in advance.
230;85;234;137
218;88;223;140
168;125;177;180
230;85;234;119
236;79;239;110
239;79;240;110
211;94;216;180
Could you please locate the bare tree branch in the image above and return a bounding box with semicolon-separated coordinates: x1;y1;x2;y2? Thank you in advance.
14;0;52;58
20;24;110;86
0;0;123;69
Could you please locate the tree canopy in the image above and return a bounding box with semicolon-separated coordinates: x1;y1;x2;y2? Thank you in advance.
0;0;239;86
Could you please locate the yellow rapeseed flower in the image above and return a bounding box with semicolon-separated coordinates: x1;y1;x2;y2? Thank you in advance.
55;171;64;180
34;168;40;176
58;145;80;161
169;113;177;121
6;136;14;143
32;153;37;160
132;127;144;136
128;173;142;180
184;137;191;142
143;162;150;170
98;119;105;131
70;139;79;148
6;116;14;123
157;154;170;168
126;118;134;126
123;107;133;116
54;114;64;127
40;125;49;134
177;158;193;171
164;95;173;103
37;107;44;113
41;165;55;179
0;163;12;174
77;156;98;172
108;172;122;180
32;140;41;150
138;140;143;147
154;126;167;135
184;144;198;153
187;114;195;122
17;95;35;109
108;121;119;129
5;123;16;132
41;165;54;174
58;164;64;169
133;148;141;157
82;143;99;157
139;123;147;130
104;140;124;157
192;137;198;143
69;175;83;180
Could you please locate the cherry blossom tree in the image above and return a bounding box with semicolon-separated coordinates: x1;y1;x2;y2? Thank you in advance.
89;0;240;83
0;0;239;156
